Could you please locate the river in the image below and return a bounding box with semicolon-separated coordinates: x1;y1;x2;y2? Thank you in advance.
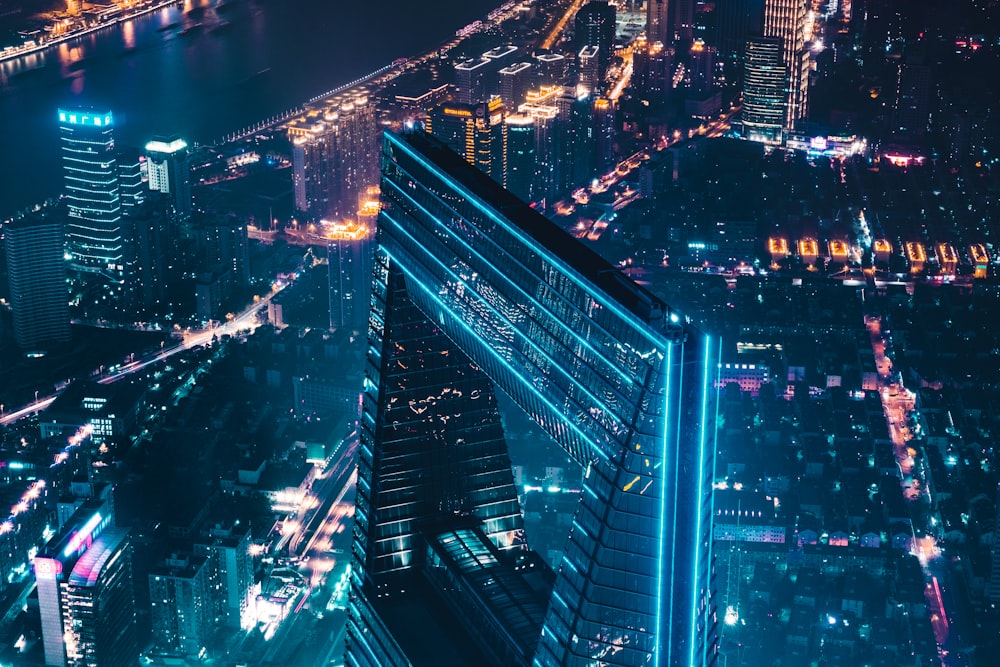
0;0;501;217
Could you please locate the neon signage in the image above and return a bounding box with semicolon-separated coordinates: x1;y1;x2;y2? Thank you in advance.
58;110;113;128
63;512;103;557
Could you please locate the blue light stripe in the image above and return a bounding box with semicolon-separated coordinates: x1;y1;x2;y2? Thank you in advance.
379;205;623;436
689;336;713;666
381;245;609;464
381;173;637;390
656;343;674;664
386;132;667;347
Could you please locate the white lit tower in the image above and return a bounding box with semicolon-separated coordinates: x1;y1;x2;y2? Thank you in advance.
145;136;192;218
763;0;810;128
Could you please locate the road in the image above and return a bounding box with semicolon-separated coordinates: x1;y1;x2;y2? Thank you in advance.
0;283;283;432
867;313;971;665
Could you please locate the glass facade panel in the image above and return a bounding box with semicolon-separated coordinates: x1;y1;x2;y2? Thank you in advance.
348;132;720;667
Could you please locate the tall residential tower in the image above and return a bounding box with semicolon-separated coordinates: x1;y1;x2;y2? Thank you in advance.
4;209;71;354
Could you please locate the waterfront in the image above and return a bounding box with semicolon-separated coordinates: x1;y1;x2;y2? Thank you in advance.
0;0;501;216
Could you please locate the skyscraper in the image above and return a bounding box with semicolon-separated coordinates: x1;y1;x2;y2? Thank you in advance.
574;0;616;76
425;99;508;187
741;36;787;143
763;0;810;127
716;0;765;66
647;0;672;45
288;92;379;219
328;219;374;332
58;109;124;276
145;136;191;218
347;131;720;666
4;209;71;353
34;499;138;667
148;554;214;658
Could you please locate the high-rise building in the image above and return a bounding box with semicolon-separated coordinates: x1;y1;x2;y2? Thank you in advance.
34;499;138;667
647;0;672;45
763;0;810;127
741;36;787;143
194;523;253;629
148;554;214;659
505;114;536;202
426;99;508;187
498;62;534;108
688;38;716;92
518;93;560;204
532;52;569;87
577;45;602;93
116;148;146;215
717;0;765;66
328;218;374;332
145;136;191;218
124;197;172;314
574;0;616;76
674;0;696;42
631;38;675;104
288;92;378;219
59;109;124;276
893;59;933;139
346;131;720;666
4;209;71;353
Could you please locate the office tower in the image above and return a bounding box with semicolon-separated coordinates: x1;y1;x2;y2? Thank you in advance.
426;99;508;187
499;62;534;108
505;114;536;202
577;45;601;93
717;0;765;65
454;45;519;104
116;148;146;215
518;94;560;204
59;109;124;276
893;59;933;139
190;212;250;286
688;39;715;92
288;92;378;219
532;52;568;87
592;97;616;171
346;131;720;666
124;197;172;314
741;37;786;143
328;222;374;331
554;89;595;191
763;0;809;127
149;554;214;658
632;39;675;104
674;0;695;41
145;136;191;218
574;0;616;76
455;57;494;105
4;209;71;354
647;0;671;45
194;523;253;628
35;499;139;667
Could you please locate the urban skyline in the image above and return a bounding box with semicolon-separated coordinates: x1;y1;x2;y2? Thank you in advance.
1;0;1000;666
